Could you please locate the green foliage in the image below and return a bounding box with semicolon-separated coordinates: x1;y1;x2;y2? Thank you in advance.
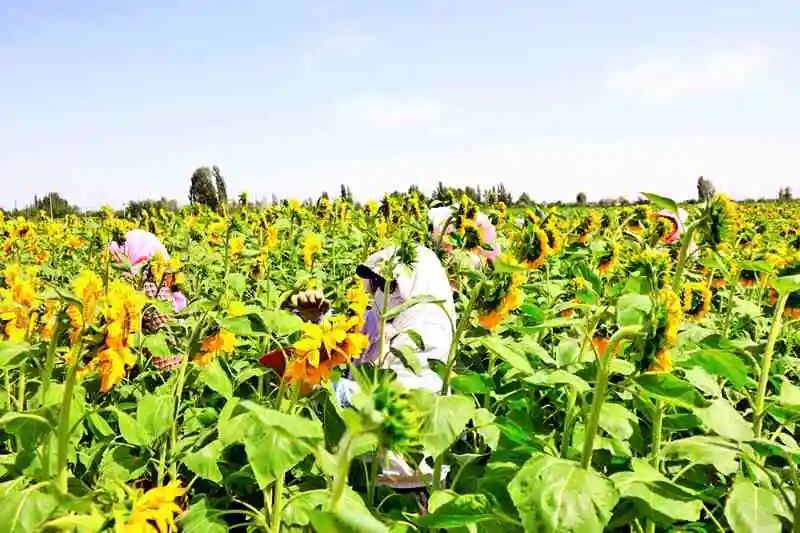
2;190;800;531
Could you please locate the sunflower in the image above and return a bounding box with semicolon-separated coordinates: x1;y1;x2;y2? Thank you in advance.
705;194;741;249
120;480;185;533
518;225;550;270
773;259;800;318
377;220;388;241
738;268;760;288
657;288;682;347
626;206;650;235
596;241;619;275
575;212;600;245
302;233;323;269
649;348;673;373
86;281;147;391
285;315;368;386
476;271;524;331
544;225;564;255
704;267;728;289
359;380;424;453
229;236;245;257
682;283;712;321
648;214;675;244
629;249;672;290
591;322;618;358
266;225;279;249
0;264;38;342
194;329;236;366
73;269;103;326
346;282;370;320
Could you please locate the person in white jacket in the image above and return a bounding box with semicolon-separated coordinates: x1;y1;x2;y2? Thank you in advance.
285;244;456;492
353;245;456;391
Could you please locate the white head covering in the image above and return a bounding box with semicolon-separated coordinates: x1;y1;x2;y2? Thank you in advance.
428;206;454;234
360;245;456;330
358;245;456;391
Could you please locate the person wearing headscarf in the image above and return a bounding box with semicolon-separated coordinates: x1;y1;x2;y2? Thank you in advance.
280;244;455;492
108;229;187;370
353;244;456;391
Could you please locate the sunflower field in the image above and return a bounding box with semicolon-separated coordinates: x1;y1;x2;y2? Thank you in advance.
2;191;800;533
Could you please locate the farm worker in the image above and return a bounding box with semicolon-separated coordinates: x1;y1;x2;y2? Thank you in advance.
283;244;455;397
109;229;187;313
427;204;500;265
654;208;688;245
353;244;456;391
284;244;456;490
109;229;187;370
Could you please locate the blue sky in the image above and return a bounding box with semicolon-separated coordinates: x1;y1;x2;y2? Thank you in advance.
1;1;798;209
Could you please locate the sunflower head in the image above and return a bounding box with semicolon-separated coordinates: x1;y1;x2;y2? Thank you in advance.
703;194;741;249
517;225;550;270
775;258;800;317
626;206;651;234
396;234;418;268
738;268;760;287
594;240;619;275
649;348;673;373
575;212;600;245
681;283;712;321
475;269;524;330
656;288;682;347
348;379;426;455
629;249;672;290
648;215;675;244
544;224;564;255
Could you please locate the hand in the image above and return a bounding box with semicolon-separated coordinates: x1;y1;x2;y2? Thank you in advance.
283;289;330;323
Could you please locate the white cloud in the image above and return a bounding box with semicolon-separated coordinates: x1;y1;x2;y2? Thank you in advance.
608;43;776;103
336;95;446;129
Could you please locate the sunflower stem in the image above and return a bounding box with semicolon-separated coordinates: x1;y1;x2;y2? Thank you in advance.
440;280;483;395
169;313;207;479
649;400;665;468
367;443;383;509
433;281;483;490
580;343;612;469
374;276;393;386
271;474;284;533
672;224;697;293
560;386;578;459
40;308;67;405
54;333;84;494
328;431;356;511
754;291;789;438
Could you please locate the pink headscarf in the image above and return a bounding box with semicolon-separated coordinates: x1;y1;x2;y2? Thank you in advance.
656;209;687;244
109;230;186;312
109;229;170;274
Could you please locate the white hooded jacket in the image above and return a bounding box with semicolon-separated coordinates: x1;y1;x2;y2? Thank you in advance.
359;245;456;393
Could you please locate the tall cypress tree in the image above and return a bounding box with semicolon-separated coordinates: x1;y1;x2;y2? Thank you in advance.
189;167;219;210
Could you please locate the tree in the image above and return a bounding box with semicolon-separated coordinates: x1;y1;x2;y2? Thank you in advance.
576;192;587;206
339;184;354;201
779;187;793;201
697;176;716;202
189;167;219;210
432;181;449;203
491;183;512;205
516;192;532;207
126;197;178;218
213;166;228;208
238;192;249;207
27;192;77;218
